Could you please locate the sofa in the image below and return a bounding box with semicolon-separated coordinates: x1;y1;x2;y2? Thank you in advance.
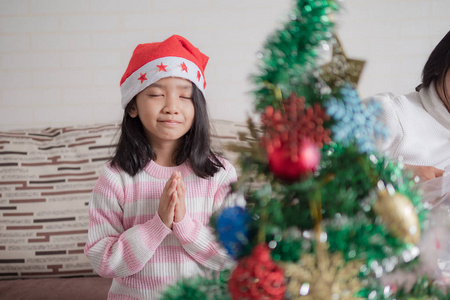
0;120;246;300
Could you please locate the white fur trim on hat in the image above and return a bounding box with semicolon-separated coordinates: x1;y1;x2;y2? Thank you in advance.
120;56;206;109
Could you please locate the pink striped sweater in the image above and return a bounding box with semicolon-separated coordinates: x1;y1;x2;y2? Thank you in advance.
84;158;236;299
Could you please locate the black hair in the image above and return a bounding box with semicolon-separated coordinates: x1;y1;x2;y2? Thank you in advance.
416;30;450;111
110;83;224;178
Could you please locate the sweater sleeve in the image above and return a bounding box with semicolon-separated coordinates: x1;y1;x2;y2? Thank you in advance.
371;92;404;158
171;162;237;271
84;165;172;278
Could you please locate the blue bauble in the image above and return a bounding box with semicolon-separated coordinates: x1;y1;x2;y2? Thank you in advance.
216;206;251;259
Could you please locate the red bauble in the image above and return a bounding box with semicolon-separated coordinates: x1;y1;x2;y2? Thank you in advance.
228;244;286;300
268;140;320;181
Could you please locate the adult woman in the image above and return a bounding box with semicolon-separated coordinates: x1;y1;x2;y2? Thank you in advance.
374;30;450;182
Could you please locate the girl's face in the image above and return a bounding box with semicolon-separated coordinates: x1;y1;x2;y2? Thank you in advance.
130;77;195;148
437;69;450;110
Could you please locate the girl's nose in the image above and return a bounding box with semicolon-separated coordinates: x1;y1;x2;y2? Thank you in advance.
162;94;178;114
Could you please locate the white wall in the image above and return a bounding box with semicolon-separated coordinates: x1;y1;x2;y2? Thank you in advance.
336;0;450;99
0;0;449;131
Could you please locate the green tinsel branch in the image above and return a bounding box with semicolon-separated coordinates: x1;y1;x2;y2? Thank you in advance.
160;271;231;300
357;276;449;300
394;276;449;300
253;0;339;110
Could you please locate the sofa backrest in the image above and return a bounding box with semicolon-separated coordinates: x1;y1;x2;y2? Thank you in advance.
0;120;248;279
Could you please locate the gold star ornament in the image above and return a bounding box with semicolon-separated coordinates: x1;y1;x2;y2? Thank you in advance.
320;35;366;90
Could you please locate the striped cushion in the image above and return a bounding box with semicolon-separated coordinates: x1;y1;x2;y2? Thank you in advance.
0;120;247;279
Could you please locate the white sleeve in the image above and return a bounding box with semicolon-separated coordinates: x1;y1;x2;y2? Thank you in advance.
370;92;404;158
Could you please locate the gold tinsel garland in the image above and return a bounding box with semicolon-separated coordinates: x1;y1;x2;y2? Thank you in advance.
279;242;364;300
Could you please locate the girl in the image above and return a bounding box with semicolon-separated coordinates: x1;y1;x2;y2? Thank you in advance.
85;35;237;299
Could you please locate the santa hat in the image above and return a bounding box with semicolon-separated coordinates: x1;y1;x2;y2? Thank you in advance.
120;35;209;109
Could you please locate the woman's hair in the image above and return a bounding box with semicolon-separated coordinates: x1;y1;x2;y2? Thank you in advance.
110;83;224;178
416;31;450;109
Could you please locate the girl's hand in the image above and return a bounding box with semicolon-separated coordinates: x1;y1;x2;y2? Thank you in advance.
174;172;186;223
404;164;444;182
158;173;178;229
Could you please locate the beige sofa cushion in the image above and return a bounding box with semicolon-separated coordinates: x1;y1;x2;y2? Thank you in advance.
0;120;246;279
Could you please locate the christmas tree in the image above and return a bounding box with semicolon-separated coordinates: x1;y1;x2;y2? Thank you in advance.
162;0;449;299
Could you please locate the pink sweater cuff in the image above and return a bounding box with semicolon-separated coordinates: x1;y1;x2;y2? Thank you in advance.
141;213;172;250
172;214;197;244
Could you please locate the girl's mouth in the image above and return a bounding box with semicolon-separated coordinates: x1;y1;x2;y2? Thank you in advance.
159;120;181;125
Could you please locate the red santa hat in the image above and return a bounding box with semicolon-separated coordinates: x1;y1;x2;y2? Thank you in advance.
120;35;209;109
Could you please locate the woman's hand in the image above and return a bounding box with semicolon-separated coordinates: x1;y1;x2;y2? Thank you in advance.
404;164;444;182
174;172;186;223
158;173;178;228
